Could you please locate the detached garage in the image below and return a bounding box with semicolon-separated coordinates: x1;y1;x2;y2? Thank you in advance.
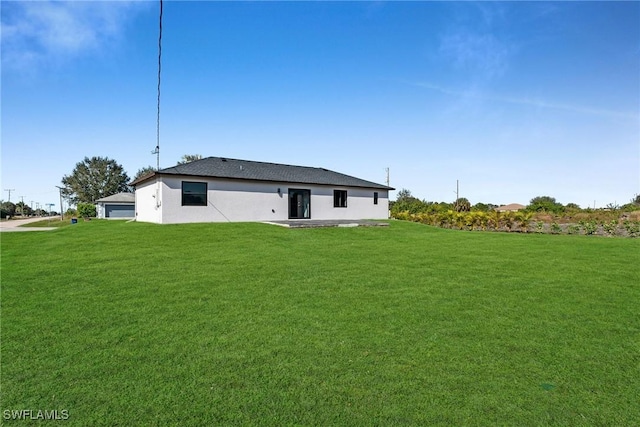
96;193;135;219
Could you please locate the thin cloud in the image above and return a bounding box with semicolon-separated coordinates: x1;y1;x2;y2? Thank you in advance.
1;1;145;72
439;31;511;79
438;3;513;81
413;82;638;121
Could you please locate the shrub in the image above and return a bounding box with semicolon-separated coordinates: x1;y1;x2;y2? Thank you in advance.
580;220;598;235
567;224;581;235
77;203;97;218
602;220;619;236
623;221;640;237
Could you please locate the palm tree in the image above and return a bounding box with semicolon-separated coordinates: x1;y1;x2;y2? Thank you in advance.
455;212;467;230
503;211;515;232
488;210;502;231
515;211;533;233
454;197;471;212
439;210;457;229
469;211;488;231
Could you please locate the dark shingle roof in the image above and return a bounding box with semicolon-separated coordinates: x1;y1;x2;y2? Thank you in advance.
132;157;393;190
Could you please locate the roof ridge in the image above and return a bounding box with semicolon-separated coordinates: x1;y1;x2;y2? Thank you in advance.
207;156;324;171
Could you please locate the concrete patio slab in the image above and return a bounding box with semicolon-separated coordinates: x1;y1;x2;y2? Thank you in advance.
264;219;389;228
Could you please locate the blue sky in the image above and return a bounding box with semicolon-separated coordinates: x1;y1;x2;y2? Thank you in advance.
2;1;639;209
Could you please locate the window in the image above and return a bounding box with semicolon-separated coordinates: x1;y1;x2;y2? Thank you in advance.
333;190;347;208
374;192;379;205
182;181;207;206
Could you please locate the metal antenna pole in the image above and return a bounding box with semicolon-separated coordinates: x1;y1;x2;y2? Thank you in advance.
153;0;163;171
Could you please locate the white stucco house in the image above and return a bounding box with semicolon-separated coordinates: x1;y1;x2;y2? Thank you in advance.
130;156;394;224
95;192;135;219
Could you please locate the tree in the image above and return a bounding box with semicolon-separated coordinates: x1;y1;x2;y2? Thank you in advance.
1;201;16;219
395;188;413;202
177;154;203;165
61;156;131;204
15;201;32;217
133;166;156;181
621;195;640;212
527;196;564;214
454;197;471;212
471;202;491;212
391;188;428;215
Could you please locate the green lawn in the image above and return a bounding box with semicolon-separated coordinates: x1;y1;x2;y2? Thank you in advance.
1;220;638;425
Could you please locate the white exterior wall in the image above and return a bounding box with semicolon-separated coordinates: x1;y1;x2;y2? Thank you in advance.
96;203;105;219
307;186;389;220
135;179;163;224
135;175;389;224
160;177;288;224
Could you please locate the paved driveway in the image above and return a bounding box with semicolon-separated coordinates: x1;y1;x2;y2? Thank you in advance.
0;217;58;232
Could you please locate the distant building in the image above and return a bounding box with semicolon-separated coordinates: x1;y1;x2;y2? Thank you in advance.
495;203;525;212
95;193;135;219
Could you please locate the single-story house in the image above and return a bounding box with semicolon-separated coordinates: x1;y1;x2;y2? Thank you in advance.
495;203;526;212
95;192;136;219
130;156;394;224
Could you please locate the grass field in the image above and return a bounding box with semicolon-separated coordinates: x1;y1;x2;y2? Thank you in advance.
1;220;638;425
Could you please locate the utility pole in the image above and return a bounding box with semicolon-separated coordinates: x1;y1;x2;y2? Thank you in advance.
30;201;34;217
55;186;64;221
4;189;15;202
385;167;390;187
454;179;459;210
20;196;25;217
